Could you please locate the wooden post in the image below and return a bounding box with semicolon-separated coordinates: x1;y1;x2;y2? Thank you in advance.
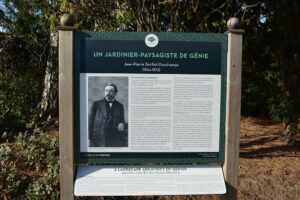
58;14;75;200
222;18;244;200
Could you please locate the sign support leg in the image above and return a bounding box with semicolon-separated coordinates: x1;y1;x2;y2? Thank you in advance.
222;19;244;200
58;26;75;200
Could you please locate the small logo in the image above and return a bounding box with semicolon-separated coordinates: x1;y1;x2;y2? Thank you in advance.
145;34;159;48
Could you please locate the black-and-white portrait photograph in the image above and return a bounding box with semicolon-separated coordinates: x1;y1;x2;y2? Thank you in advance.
88;76;128;148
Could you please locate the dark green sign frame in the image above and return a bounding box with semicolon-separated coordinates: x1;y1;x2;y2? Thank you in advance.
74;31;227;165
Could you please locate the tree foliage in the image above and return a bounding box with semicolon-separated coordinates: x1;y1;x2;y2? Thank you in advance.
63;0;239;32
0;0;54;128
0;0;299;138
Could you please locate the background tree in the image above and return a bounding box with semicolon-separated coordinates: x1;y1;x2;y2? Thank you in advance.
242;0;300;144
69;0;238;32
0;0;52;128
1;0;298;141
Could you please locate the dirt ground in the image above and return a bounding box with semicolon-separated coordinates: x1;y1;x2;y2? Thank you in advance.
77;117;300;200
238;117;300;200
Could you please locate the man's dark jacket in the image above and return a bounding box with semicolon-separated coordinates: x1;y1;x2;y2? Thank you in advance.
88;99;125;147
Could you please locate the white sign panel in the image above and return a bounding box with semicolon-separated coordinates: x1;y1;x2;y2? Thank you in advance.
80;74;221;153
74;165;226;196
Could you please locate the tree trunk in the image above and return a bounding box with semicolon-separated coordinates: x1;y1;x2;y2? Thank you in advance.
280;46;300;145
38;32;58;120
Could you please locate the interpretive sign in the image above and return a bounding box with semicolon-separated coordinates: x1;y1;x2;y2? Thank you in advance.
74;32;227;164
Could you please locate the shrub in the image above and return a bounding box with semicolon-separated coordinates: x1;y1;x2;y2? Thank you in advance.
0;131;59;199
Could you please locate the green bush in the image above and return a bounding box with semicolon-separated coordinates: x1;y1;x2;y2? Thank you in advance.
0;131;59;199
